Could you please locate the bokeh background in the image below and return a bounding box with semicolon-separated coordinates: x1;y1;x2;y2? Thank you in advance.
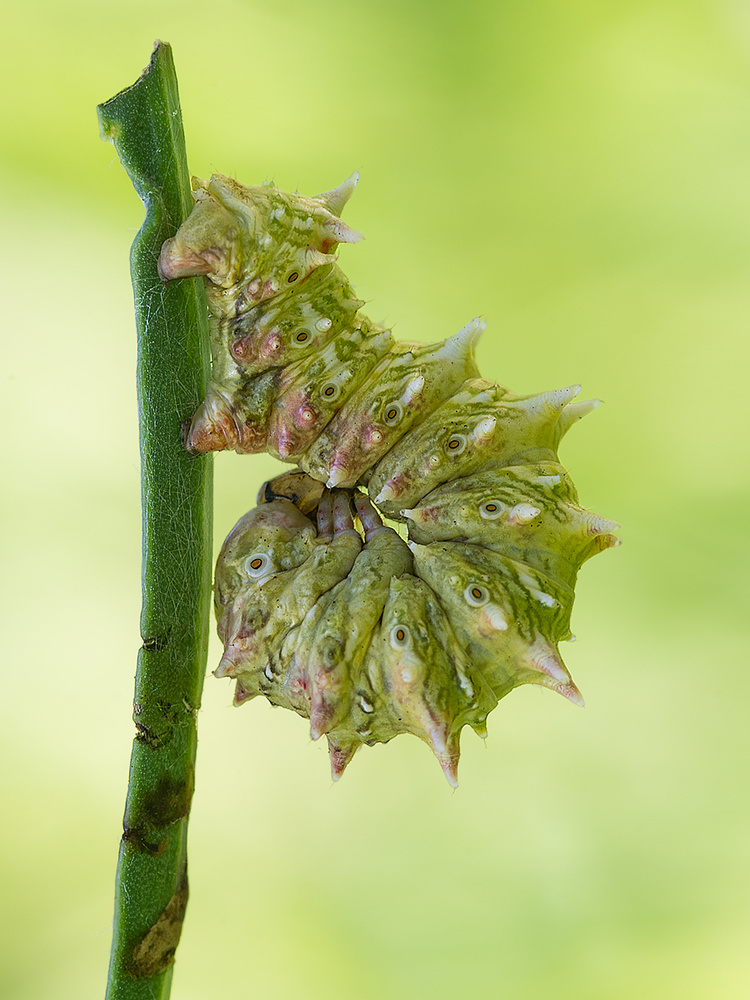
2;1;749;997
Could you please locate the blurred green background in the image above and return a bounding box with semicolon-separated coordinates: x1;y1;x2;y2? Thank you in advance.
2;1;749;997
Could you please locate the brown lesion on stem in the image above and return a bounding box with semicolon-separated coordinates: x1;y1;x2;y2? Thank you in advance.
141;772;195;830
126;859;190;979
121;769;195;854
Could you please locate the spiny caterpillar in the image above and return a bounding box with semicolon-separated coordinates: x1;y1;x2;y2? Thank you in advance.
158;172;619;785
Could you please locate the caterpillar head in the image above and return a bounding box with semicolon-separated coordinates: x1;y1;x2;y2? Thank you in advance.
213;498;318;613
157;183;243;294
158;173;363;317
258;468;327;516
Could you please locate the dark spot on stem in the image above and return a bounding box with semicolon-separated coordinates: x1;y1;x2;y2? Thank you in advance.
134;722;164;749
121;826;168;856
127;861;189;979
142;633;170;652
180;417;200;452
141;773;194;829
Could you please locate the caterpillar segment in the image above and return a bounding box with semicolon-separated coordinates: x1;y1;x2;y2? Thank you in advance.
158;173;619;785
407;539;580;703
214;493;362;685
401;462;620;588
306;318;485;488
303;498;414;740
268;324;394;463
369;382;598;517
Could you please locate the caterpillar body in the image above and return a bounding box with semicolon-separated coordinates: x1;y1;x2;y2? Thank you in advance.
158;172;619;785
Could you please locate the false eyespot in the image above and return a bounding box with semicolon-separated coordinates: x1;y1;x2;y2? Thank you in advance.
321;381;340;401
383;402;402;426
158;171;618;786
390;624;412;648
244;553;273;578
479;500;505;519
464;584;490;607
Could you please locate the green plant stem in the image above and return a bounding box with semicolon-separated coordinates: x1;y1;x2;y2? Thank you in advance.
98;42;213;1000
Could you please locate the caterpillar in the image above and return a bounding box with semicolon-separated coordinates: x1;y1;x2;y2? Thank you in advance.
158;172;619;785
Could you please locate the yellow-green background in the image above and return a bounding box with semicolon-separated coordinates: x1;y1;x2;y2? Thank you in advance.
2;1;749;997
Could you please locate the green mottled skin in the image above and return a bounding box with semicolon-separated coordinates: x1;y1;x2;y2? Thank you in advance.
305;320;484;488
270;324;394;463
369;576;498;784
409;540;581;703
213;499;318;611
271;586;339;716
368;382;588;517
216;525;362;688
157;173;619;785
158;173;390;456
403;462;619;589
228;264;363;373
304;525;414;738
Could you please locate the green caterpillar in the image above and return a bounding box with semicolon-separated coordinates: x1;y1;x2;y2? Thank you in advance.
158;172;619;785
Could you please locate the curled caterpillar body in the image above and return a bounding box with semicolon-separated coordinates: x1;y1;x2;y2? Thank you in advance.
159;172;619;785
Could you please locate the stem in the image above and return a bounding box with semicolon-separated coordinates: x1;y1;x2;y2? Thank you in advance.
98;42;213;1000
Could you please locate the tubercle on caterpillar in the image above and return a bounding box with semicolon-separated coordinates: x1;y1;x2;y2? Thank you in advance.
158;172;620;786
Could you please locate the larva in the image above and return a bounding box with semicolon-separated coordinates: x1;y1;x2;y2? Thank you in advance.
158;172;619;784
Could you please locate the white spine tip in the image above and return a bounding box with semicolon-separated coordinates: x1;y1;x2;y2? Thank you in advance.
449;316;486;353
486;605;509;631
534;655;569;683
473;416;497;441
374;485;397;503
589;516;621;535
441;765;459;789
510;503;541;524
533;590;558;608
564;685;586;708
326;463;351;489
214;648;240;679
